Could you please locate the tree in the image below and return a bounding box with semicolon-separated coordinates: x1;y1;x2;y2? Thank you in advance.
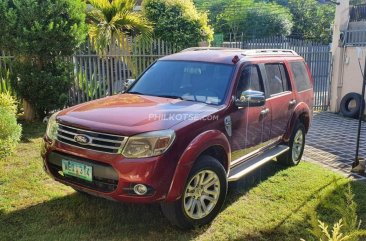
86;0;153;56
218;0;293;40
193;0;231;35
349;0;364;5
0;0;87;120
143;0;214;49
271;0;335;43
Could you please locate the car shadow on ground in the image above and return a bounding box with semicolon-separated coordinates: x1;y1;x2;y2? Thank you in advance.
0;161;287;241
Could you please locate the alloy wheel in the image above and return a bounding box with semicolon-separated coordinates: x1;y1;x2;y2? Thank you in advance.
183;170;220;220
292;129;304;162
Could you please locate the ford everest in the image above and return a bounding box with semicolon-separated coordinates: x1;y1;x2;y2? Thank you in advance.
42;48;314;228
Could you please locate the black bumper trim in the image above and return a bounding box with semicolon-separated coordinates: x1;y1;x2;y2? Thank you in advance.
47;151;119;193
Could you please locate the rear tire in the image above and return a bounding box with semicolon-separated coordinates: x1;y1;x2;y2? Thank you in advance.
277;121;306;166
161;155;227;229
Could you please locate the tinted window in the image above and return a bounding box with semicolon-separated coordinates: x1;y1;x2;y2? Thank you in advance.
265;63;291;95
129;61;234;105
290;61;312;91
236;65;264;98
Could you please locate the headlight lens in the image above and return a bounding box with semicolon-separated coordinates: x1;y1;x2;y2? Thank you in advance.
46;112;60;141
122;130;175;158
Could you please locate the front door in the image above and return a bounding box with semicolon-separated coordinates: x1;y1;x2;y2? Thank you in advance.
229;64;271;163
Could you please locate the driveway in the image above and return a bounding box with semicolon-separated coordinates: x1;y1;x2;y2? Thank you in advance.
303;112;366;180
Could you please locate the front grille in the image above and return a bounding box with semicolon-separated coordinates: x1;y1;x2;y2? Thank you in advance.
57;124;127;154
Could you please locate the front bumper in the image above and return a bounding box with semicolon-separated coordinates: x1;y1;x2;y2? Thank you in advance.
41;137;178;203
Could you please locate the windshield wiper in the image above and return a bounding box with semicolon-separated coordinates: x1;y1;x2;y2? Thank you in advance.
127;91;145;95
154;95;184;100
127;92;185;100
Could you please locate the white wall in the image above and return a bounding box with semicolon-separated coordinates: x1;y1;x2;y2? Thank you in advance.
330;0;366;112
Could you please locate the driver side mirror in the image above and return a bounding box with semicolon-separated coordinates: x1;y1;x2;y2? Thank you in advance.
235;90;266;107
124;79;135;90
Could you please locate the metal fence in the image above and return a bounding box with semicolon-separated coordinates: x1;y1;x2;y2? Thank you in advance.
70;37;178;105
343;29;366;46
350;4;366;22
1;36;331;110
0;38;178;105
224;36;332;110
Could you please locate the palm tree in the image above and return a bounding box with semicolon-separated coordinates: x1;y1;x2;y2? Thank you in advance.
86;0;152;56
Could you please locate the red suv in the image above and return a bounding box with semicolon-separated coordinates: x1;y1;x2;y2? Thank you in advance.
42;48;313;228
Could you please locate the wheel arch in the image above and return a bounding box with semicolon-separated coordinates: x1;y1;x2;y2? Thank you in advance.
165;130;230;202
200;145;229;173
284;103;311;142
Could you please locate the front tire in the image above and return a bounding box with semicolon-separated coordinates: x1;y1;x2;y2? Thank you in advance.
161;155;227;229
277;121;306;166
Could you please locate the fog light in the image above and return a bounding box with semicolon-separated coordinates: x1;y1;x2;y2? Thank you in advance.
133;184;148;195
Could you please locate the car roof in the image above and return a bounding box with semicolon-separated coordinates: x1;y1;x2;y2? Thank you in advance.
160;48;302;65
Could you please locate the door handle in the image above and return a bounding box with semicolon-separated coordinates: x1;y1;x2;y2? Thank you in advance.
260;108;270;116
289;99;297;106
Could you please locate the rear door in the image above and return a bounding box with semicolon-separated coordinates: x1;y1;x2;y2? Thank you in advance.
288;61;314;110
263;62;296;139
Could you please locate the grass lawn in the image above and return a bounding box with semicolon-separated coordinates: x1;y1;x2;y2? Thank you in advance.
0;122;366;241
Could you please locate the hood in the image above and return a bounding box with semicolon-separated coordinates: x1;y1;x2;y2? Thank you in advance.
57;94;220;136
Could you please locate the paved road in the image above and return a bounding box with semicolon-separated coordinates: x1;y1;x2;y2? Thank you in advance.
303;112;366;180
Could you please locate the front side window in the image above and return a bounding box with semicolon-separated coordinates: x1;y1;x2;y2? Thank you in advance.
128;60;234;105
236;65;264;98
265;63;291;95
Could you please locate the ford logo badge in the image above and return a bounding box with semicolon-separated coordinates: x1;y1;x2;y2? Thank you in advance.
74;134;91;145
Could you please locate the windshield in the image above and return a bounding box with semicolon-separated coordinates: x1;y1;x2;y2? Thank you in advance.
128;60;234;105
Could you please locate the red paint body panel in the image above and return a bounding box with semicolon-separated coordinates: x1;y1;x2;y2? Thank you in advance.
42;49;314;204
165;130;230;201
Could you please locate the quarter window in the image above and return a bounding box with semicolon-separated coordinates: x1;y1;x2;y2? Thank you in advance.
290;61;312;91
265;63;291;95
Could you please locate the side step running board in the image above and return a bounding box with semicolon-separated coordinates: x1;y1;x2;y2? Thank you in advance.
228;145;289;182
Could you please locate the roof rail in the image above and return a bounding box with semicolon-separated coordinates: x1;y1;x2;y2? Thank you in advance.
241;49;299;56
180;47;300;57
181;47;241;52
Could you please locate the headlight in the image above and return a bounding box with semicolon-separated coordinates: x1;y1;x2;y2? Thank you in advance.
122;130;175;158
46;112;60;141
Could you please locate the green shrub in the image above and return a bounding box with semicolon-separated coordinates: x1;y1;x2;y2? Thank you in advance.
0;94;21;159
0;67;13;94
1;0;87;120
304;184;366;241
0;92;17;114
12;60;73;117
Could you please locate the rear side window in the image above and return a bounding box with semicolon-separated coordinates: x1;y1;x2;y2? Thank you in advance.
265;63;291;95
290;61;312;91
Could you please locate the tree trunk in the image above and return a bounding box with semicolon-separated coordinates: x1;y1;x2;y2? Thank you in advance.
23;99;36;121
